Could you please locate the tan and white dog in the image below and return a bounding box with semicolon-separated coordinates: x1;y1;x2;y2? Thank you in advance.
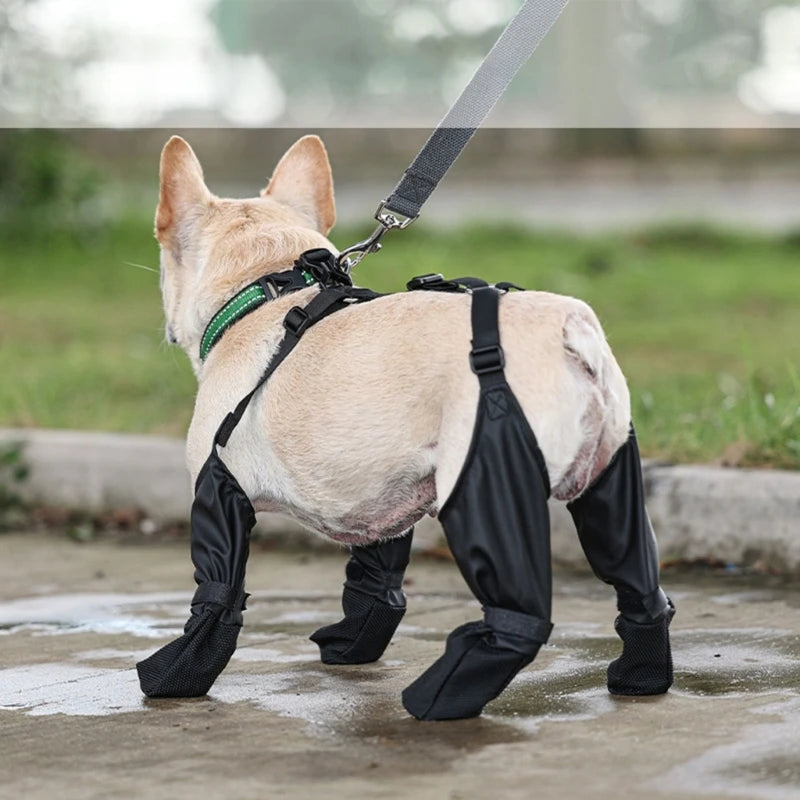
156;134;631;545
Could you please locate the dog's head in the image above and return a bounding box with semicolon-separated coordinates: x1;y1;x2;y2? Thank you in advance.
155;135;336;371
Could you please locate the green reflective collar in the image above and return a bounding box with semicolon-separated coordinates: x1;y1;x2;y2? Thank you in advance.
199;269;315;361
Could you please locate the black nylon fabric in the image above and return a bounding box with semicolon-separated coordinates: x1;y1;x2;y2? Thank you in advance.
311;530;413;664
386;127;475;218
402;620;540;721
137;449;255;697
186;450;255;626
567;427;661;604
439;388;553;615
566;426;674;694
402;287;554;721
135;609;241;699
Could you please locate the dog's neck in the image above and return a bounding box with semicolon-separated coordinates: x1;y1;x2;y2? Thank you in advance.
198;247;349;364
198;264;310;362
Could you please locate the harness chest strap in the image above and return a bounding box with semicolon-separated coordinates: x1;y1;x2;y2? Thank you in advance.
212;285;382;450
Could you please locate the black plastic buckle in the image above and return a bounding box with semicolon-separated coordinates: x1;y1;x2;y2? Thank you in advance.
495;281;525;293
407;273;446;291
296;248;333;264
283;306;311;336
470;344;505;375
258;276;278;299
295;248;352;288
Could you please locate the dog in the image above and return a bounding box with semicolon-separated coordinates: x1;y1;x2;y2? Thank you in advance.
150;134;674;720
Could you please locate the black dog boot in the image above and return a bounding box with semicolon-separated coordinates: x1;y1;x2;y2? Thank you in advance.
607;587;676;696
310;531;413;665
402;608;552;721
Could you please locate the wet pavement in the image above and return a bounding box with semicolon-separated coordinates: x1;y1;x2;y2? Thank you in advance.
2;532;800;800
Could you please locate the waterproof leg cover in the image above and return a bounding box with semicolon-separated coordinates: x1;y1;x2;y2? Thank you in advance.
567;427;674;695
310;529;414;664
403;291;554;721
136;450;255;697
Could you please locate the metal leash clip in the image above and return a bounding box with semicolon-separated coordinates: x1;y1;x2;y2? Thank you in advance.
337;201;418;273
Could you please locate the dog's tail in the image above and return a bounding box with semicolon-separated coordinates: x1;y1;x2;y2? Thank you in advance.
562;302;608;387
555;300;631;499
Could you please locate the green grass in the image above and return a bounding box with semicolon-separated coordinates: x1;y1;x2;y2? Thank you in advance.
1;218;798;468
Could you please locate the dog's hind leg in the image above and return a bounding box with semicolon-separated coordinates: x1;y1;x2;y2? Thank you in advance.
402;287;554;721
567;426;675;695
310;529;413;664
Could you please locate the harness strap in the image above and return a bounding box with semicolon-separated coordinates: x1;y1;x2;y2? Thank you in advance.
469;287;506;389
214;285;381;447
466;284;551;496
407;273;489;293
200;267;313;362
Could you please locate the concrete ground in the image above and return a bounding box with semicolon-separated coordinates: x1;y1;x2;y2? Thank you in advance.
2;532;800;800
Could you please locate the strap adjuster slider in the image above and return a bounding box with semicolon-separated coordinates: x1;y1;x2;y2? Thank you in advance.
284;306;311;336
407;273;445;291
470;344;505;375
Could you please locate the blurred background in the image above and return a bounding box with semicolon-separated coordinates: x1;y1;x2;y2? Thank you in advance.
0;0;798;472
3;0;800;127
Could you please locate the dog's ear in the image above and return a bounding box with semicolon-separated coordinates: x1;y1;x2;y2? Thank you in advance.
262;135;336;235
155;136;211;253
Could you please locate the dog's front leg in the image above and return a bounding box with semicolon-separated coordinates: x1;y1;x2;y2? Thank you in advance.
310;529;413;664
137;450;255;697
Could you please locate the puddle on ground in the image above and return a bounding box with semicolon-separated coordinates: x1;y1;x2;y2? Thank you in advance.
0;661;371;723
653;696;800;800
672;629;800;695
0;593;188;638
0;587;405;724
487;688;618;733
229;646;316;664
711;590;793;607
0;592;347;640
4;587;800;764
0;664;144;715
0;599;615;732
69;643;318;666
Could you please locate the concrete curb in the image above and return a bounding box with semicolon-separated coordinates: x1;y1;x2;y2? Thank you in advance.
2;428;799;570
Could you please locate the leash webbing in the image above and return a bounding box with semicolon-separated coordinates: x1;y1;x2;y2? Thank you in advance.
339;0;570;269
384;0;570;219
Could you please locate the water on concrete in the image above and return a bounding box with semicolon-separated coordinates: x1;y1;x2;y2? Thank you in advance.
2;531;800;800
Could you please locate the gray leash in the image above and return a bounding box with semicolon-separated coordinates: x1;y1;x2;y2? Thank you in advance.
338;0;570;271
